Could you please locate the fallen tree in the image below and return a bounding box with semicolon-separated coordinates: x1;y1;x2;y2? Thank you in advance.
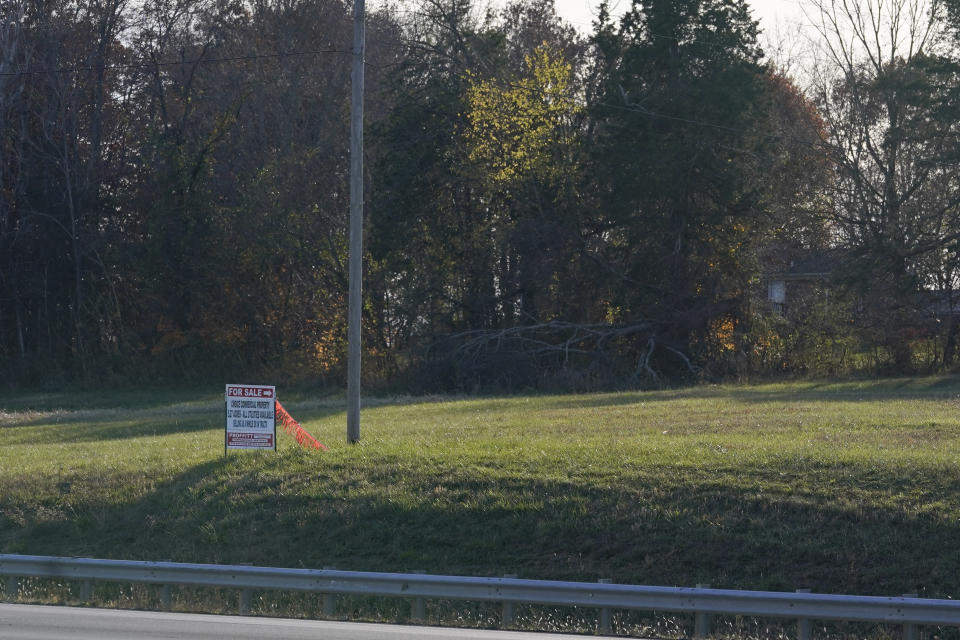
411;321;700;392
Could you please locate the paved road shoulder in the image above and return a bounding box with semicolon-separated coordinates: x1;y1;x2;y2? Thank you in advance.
0;603;622;639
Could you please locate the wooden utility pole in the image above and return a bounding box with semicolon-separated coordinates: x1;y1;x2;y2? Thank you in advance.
347;0;365;444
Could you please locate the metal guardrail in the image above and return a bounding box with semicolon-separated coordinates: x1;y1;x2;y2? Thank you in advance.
1;553;957;638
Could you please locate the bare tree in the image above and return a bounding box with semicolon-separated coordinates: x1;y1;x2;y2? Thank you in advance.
808;0;960;368
0;1;28;362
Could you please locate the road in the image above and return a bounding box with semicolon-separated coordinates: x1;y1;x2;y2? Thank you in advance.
0;604;622;639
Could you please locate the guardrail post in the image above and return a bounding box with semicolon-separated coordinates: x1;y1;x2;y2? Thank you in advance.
158;559;172;611
598;578;612;634
322;593;336;617
5;576;17;600
412;570;426;621
694;583;711;638
796;589;812;640
80;579;92;603
501;574;517;628
322;567;336;617
239;588;252;615
902;593;919;640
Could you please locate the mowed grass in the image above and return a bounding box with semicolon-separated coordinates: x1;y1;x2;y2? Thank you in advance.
2;377;959;606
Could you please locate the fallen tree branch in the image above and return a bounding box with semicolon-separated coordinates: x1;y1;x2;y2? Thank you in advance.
421;321;699;390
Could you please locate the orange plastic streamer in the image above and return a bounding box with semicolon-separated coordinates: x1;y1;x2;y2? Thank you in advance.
275;400;329;451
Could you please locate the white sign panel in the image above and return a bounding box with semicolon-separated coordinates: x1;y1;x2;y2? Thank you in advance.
225;384;276;450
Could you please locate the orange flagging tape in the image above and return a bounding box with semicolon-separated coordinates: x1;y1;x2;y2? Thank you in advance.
275;400;329;451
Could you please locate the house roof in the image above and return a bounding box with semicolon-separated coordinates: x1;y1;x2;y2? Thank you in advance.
766;250;846;281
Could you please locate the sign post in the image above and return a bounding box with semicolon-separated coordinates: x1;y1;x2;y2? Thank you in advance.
225;384;277;452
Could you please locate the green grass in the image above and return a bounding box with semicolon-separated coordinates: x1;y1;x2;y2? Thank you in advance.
2;377;960;634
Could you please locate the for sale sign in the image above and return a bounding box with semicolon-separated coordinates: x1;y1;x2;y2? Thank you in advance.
225;384;276;451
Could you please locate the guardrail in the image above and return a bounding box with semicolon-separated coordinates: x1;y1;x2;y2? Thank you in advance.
1;553;957;639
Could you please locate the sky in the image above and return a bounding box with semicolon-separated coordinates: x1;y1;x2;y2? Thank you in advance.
547;0;808;40
376;0;811;42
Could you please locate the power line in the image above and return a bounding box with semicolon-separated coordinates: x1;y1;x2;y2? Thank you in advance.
0;13;814;145
0;48;352;78
1;2;767;78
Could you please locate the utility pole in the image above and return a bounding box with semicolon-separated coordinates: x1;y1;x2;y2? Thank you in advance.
347;0;365;444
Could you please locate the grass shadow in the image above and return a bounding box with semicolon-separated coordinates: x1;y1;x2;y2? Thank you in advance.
537;375;960;411
3;453;958;601
0;389;221;412
0;400;343;444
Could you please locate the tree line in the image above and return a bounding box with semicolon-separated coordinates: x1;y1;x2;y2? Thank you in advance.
2;0;960;390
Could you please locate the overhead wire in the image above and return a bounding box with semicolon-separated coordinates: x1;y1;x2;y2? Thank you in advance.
1;0;773;77
0;47;353;78
0;2;827;145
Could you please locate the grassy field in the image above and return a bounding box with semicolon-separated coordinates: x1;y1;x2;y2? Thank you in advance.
2;378;960;635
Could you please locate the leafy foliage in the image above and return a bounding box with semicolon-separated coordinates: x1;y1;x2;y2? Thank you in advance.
464;43;581;185
4;0;960;389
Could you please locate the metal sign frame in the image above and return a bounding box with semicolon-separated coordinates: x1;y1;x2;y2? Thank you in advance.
224;384;277;453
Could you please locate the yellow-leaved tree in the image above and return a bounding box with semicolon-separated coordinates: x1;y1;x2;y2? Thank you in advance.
456;41;591;325
463;42;581;186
